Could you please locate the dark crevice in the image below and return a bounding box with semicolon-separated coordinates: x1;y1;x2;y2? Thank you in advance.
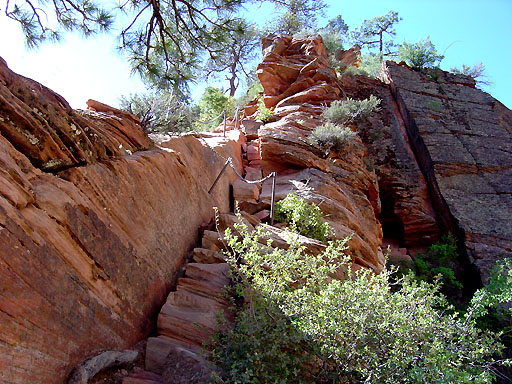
387;81;483;292
378;190;405;247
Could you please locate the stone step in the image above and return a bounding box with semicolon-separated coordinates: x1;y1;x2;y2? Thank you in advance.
122;368;163;384
201;230;226;251
177;277;230;305
192;248;224;264
157;304;217;345
145;336;200;375
184;263;230;287
165;288;226;312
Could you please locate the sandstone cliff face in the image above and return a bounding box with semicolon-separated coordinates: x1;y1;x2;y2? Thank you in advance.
0;58;242;383
1;33;512;384
256;35;385;272
338;74;439;247
382;61;512;282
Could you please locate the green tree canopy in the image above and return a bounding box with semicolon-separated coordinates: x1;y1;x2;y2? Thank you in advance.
196;86;234;129
5;0;325;97
203;18;260;97
317;15;349;54
265;0;327;35
398;37;444;69
350;10;401;56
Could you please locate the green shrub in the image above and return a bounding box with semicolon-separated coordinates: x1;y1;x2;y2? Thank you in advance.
212;218;512;383
413;234;462;291
450;62;492;87
256;97;273;123
275;192;331;243
323;95;381;125
398;37;444;70
308;122;355;153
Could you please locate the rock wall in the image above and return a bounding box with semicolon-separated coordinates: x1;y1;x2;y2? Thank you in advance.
338;74;439;248
0;57;242;383
383;61;512;282
255;36;385;272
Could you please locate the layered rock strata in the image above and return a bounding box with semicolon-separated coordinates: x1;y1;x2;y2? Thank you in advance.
383;61;512;281
338;73;439;247
255;35;385;272
0;57;242;383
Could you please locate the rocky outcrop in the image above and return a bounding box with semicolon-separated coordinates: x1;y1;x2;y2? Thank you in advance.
338;73;439;247
256;35;385;272
383;61;512;281
0;57;150;171
0;57;243;383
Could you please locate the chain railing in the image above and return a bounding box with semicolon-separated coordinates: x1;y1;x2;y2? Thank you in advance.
189;106;277;225
207;157;277;225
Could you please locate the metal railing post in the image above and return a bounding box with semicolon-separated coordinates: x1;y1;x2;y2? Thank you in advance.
208;157;231;194
234;107;239;131
223;109;226;137
270;172;277;225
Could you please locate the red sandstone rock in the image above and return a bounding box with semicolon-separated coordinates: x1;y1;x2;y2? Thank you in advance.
254;209;270;221
233;178;260;203
338;73;440;246
335;45;362;71
192;248;224;264
86;99;141;125
246;144;260;161
0;57;242;382
0;57;149;171
245;166;263;182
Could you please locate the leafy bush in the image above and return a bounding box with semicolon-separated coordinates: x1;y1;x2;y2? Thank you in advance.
255;97;273;123
212;218;512;383
413;234;463;291
119;91;193;133
308;122;355;153
398;37;444;69
323;95;381;125
275;193;331;243
196;87;234;130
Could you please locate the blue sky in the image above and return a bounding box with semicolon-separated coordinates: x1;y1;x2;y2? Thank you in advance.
0;0;510;108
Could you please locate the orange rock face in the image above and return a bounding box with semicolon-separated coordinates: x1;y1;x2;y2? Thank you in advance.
0;58;242;383
255;35;385;272
0;57;150;171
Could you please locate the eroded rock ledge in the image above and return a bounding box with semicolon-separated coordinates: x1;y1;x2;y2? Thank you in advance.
0;57;242;383
255;35;385;272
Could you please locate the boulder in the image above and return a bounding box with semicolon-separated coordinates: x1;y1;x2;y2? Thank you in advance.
233;178;260;203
